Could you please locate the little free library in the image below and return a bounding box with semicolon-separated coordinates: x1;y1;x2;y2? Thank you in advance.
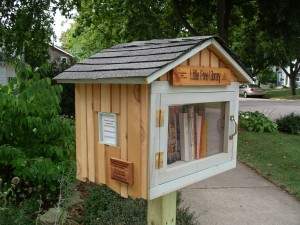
55;36;252;205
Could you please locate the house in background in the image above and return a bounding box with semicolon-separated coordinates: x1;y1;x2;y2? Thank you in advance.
0;61;15;84
0;45;74;85
274;66;300;87
48;44;74;66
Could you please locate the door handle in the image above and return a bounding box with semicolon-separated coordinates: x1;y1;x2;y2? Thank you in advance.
229;115;238;140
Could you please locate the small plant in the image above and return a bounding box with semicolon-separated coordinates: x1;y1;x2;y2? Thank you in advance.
83;185;198;225
239;111;277;133
0;177;20;207
276;113;300;134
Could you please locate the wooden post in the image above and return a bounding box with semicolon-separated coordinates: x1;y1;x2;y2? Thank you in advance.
147;192;177;225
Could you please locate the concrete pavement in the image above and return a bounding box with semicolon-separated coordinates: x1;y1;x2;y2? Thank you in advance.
239;98;300;120
181;163;300;225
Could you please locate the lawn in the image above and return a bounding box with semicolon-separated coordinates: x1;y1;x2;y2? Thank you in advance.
238;131;300;200
264;88;300;99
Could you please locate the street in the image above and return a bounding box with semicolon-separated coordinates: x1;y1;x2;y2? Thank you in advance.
239;98;300;120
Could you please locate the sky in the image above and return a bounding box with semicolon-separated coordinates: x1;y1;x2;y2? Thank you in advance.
53;10;75;46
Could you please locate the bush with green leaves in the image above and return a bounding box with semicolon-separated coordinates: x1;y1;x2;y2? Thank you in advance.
239;111;278;133
276;113;300;134
0;64;75;207
84;185;198;225
0;199;40;225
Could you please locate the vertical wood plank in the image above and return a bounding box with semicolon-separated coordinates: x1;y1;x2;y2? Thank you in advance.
86;84;95;182
201;49;210;66
127;84;141;198
105;84;121;193
76;84;88;181
98;84;112;184
94;111;103;184
101;84;111;112
140;84;149;199
147;192;177;225
92;84;101;111
75;84;83;181
211;52;219;67
111;84;120;113
120;85;128;197
105;146;121;193
199;50;202;65
189;53;200;66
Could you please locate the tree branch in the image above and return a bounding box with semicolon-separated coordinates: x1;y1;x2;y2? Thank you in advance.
281;67;290;78
172;0;201;36
295;59;300;74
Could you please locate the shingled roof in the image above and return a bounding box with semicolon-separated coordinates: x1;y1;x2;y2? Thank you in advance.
54;36;252;83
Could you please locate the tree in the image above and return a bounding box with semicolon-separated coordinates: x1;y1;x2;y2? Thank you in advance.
0;0;78;67
257;0;300;95
61;0;184;59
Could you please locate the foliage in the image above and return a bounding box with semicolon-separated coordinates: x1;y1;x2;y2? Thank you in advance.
257;69;277;84
0;199;40;225
276;113;300;135
256;0;300;95
83;185;198;225
61;0;183;59
0;64;75;207
238;131;300;200
84;185;147;225
0;0;78;67
239;111;278;133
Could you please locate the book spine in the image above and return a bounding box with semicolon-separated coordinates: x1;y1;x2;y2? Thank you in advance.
188;105;195;160
195;114;202;159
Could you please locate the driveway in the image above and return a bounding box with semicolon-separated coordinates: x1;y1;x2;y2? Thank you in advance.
239;98;300;120
181;163;300;225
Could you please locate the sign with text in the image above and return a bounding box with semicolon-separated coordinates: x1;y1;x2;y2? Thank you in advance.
99;112;117;146
110;158;134;185
172;66;232;86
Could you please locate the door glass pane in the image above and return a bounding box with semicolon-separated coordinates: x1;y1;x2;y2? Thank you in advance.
167;102;226;165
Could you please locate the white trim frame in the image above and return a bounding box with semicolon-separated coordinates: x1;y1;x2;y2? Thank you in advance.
148;81;239;200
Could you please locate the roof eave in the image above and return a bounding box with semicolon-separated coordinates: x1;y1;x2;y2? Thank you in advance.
55;77;148;84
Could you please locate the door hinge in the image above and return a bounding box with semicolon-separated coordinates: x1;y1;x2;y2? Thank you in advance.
155;152;164;169
156;109;164;127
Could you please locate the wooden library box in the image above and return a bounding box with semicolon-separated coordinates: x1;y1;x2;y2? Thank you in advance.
54;36;252;200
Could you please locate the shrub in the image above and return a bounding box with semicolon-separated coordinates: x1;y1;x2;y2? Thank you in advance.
276;113;300;134
83;186;198;225
0;64;75;207
0;199;40;225
239;111;277;133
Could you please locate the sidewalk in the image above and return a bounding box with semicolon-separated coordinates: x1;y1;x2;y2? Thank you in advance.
181;163;300;225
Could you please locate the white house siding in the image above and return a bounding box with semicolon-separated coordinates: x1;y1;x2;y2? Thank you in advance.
274;66;300;88
0;62;16;85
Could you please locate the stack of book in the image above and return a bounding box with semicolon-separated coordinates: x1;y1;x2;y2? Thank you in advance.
167;104;207;165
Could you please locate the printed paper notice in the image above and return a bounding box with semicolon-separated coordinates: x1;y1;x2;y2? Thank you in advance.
99;113;117;146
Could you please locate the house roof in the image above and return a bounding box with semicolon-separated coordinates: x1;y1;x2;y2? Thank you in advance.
54;36;252;84
49;44;74;58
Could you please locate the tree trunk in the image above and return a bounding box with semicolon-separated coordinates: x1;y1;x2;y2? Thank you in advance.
217;0;232;43
289;73;297;95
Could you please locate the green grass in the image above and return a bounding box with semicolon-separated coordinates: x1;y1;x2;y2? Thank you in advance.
264;88;300;99
238;131;300;200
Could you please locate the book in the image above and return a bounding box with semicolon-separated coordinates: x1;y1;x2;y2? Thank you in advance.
188;105;195;160
179;112;190;161
167;106;182;164
195;113;203;159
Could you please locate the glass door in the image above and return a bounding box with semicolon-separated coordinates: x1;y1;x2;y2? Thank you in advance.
155;91;237;185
